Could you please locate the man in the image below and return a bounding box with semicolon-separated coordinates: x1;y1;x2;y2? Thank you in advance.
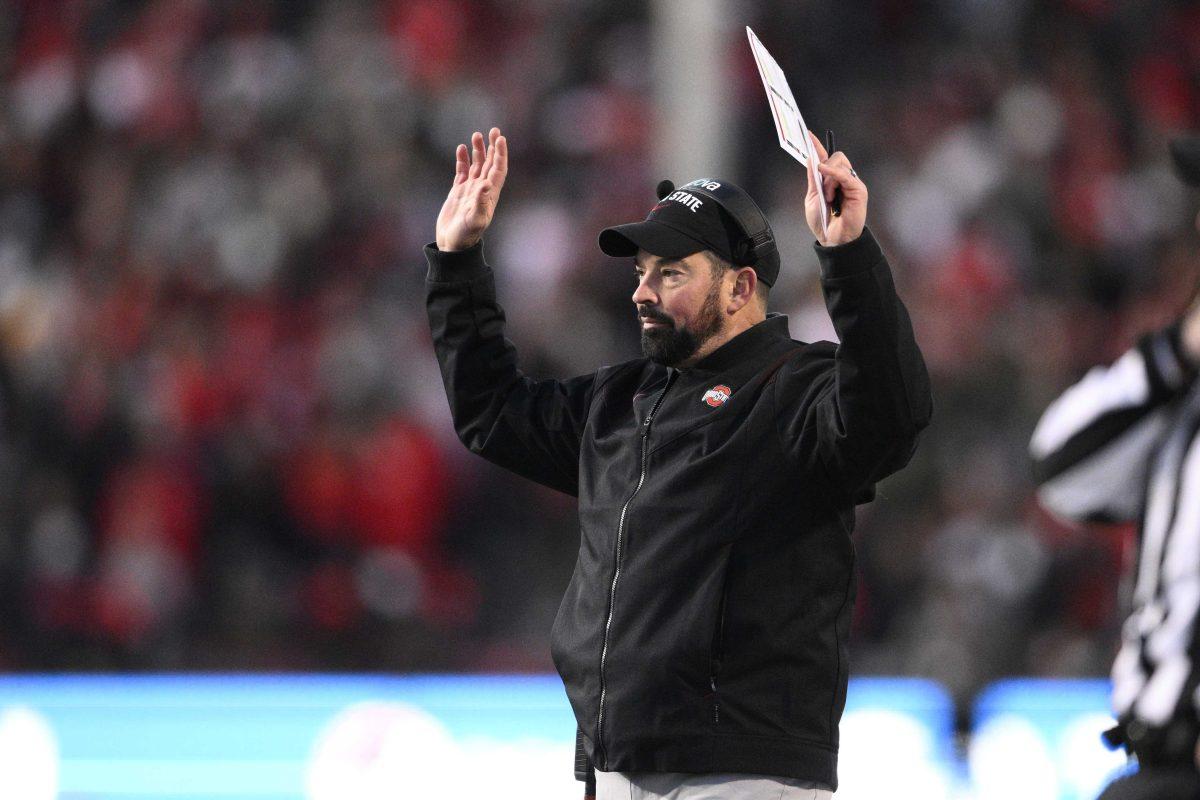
1030;134;1200;800
426;127;931;798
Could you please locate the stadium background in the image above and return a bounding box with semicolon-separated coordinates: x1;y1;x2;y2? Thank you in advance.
0;0;1197;797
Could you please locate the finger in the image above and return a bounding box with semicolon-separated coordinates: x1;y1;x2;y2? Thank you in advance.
454;144;469;184
822;153;853;203
817;159;862;185
817;161;866;198
482;127;500;176
808;130;829;162
469;131;485;179
824;152;852;172
488;134;508;191
805;153;819;201
470;131;485;178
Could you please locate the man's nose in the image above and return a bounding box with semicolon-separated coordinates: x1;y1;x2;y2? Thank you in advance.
632;277;657;306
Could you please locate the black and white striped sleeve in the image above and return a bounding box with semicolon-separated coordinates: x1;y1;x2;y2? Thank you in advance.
1030;325;1195;524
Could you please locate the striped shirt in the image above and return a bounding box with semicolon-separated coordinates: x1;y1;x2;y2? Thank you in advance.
1031;324;1200;729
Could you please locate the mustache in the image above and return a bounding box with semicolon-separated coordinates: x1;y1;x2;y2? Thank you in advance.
637;307;673;324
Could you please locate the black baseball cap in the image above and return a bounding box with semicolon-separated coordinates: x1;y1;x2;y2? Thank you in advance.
599;178;779;285
1171;135;1200;187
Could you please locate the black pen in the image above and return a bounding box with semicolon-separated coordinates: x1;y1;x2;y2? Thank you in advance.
824;129;842;217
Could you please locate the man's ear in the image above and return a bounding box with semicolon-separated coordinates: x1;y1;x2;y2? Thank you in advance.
727;267;758;313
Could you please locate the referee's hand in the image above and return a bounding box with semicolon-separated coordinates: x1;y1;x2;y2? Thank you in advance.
805;130;867;247
436;127;508;252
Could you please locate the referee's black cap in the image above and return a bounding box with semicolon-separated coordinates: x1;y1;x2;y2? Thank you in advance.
598;179;779;286
1169;135;1200;187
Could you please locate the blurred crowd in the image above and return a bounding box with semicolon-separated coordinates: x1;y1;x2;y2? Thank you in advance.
0;0;1197;726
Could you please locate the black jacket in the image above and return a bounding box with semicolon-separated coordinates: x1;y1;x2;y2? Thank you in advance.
424;228;931;789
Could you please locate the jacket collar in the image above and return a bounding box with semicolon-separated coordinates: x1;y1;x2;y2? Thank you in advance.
685;313;793;375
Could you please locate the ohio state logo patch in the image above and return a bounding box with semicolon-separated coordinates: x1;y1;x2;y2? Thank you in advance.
701;384;731;407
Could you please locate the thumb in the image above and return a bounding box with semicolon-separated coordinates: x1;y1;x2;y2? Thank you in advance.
805;130;826;203
805;155;820;202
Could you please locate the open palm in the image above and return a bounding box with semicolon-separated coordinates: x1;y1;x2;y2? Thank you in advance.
436;128;508;252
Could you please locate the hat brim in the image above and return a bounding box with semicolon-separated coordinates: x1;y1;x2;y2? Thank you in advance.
598;221;710;259
1170;136;1200;187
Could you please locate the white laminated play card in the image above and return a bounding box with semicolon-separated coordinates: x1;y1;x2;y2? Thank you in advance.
746;26;828;238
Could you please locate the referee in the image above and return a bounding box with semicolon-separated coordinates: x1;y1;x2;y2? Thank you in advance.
1031;134;1200;799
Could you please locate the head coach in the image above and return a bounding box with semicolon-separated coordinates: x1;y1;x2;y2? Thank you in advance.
425;127;932;799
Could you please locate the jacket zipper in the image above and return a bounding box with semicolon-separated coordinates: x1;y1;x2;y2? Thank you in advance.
596;370;675;768
710;582;728;724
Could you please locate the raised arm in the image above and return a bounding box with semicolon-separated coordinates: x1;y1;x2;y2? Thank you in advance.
1030;321;1197;524
776;133;932;502
426;129;595;496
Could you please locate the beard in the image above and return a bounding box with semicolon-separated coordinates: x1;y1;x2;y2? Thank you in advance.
639;279;725;367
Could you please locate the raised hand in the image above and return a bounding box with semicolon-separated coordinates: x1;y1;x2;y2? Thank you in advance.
804;130;867;247
436;127;508;251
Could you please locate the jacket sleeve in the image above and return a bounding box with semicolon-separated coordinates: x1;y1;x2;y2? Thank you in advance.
1029;324;1194;524
425;240;595;496
774;228;933;502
